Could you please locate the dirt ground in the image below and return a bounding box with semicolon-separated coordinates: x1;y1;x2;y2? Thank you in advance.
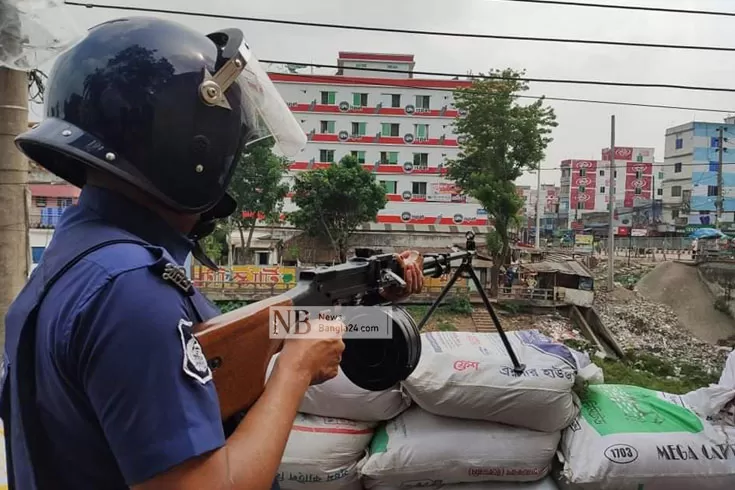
637;261;735;344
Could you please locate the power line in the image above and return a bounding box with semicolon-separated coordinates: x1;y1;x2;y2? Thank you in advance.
488;0;735;18
67;1;735;54
266;60;735;94
276;71;734;113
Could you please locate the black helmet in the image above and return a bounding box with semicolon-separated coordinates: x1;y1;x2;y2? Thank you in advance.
15;16;306;220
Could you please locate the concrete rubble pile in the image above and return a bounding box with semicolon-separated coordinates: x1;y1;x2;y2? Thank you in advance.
595;289;730;373
268;330;735;490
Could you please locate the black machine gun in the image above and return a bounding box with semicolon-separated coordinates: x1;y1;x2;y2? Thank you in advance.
194;231;524;420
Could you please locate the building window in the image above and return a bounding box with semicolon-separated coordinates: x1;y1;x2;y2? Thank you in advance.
382;93;401;108
576;202;585;210
414;124;429;140
57;197;72;207
674;162;682;173
413;153;429;168
614;171;618;178
412;181;427;196
350;151;366;164
599;170;605;177
578;186;586;193
320;120;335;134
381;123;400;137
415;95;430;110
579;169;587;177
320;91;336;105
708;185;719;197
599;187;606;194
35;196;47;207
672;209;680;218
675;138;683;149
387;64;399;69
355;63;368;68
380;180;397;194
658;171;664;180
712;137;720;148
351;122;367;136
380;151;399;164
352;93;368;107
710;161;719;172
561;169;570;178
257;252;269;265
635;187;642;195
672;186;682;197
31;246;45;264
319;149;335;163
657;188;663;196
635;171;643;179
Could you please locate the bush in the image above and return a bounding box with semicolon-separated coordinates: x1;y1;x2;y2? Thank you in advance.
447;294;473;315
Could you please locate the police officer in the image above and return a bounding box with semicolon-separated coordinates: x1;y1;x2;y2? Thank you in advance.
0;16;423;490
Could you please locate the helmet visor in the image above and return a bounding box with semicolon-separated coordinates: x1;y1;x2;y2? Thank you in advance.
235;43;306;158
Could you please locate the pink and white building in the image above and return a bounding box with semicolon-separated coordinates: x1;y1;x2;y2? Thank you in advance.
269;52;490;227
559;147;656;229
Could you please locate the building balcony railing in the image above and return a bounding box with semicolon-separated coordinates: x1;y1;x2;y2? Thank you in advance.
30;206;70;229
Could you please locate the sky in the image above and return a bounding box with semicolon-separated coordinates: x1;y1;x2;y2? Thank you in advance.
23;0;735;187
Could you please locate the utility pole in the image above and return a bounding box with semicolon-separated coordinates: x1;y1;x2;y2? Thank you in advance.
607;115;616;291
0;69;30;349
535;168;542;249
0;0;30;352
716;127;725;229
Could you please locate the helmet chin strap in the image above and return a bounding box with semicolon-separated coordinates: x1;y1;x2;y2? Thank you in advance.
188;219;220;272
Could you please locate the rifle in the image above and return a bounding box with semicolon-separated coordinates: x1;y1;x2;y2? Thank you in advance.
194;231;525;419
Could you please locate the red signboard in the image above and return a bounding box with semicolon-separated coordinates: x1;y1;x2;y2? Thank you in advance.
602;147;634;161
569;160;598;211
623;161;653;208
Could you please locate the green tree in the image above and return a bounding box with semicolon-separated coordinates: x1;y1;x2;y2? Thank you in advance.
228;140;290;264
447;68;557;293
289;155;387;262
199;223;229;265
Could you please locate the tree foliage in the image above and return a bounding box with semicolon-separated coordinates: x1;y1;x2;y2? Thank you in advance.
289;155;387;262
228;140;290;263
447;68;557;269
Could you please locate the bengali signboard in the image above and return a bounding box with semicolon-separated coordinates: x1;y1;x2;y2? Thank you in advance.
427;183;466;203
193;265;297;289
573;234;594;255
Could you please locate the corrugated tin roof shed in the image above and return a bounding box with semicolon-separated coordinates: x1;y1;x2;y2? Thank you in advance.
521;259;593;278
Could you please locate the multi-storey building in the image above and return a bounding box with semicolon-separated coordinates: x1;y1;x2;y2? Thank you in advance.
558;146;657;230
270;52;490;227
663;120;735;232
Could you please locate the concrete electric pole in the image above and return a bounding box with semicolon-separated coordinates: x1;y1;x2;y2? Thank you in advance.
0;68;30;349
716;127;725;229
607;115;616;291
0;0;30;350
535;168;542;249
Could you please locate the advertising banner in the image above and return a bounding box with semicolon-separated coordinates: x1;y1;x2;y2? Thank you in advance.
574;234;594;254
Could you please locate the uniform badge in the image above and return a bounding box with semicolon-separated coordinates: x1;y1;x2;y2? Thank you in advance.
178;319;212;385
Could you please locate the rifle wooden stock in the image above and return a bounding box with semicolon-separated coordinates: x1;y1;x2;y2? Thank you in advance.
193;294;293;420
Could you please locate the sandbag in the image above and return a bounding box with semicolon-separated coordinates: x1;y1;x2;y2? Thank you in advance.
402;331;581;432
267;354;412;421
560;384;735;490
278;413;375;490
361;407;560;488
368;477;559;489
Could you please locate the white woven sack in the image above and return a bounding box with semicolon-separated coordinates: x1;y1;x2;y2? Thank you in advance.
361;407;559;488
267;354;412;421
560;384;735;490
402;331;581;432
278;413;375;490
367;477;560;489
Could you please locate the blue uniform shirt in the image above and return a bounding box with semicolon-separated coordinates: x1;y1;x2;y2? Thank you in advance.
5;186;240;488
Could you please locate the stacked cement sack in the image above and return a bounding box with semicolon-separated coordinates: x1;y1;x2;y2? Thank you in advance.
369;480;560;489
360;331;590;488
558;350;735;490
268;356;412;490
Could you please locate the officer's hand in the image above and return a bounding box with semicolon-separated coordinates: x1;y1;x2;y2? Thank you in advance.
381;250;425;301
278;320;345;386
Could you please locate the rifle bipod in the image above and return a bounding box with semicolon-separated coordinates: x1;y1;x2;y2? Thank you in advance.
418;231;526;374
